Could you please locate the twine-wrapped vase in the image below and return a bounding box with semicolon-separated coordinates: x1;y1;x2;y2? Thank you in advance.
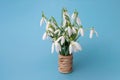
58;54;73;73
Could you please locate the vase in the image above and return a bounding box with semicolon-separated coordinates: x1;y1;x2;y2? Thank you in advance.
58;54;73;73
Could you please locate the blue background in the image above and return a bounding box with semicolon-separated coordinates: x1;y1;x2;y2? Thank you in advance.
0;0;120;80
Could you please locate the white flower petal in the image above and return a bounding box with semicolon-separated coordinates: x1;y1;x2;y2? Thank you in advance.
79;28;84;37
89;29;94;39
76;17;81;25
42;32;48;40
74;42;82;51
55;42;61;53
40;18;44;26
89;28;98;39
70;41;82;53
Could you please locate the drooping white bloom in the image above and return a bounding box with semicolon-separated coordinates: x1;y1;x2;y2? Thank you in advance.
42;32;48;40
51;43;55;53
89;28;98;39
40;17;44;26
65;26;77;37
56;36;65;45
89;29;94;39
54;41;61;53
40;17;47;26
76;17;81;25
51;41;61;53
78;28;84;37
69;41;82;54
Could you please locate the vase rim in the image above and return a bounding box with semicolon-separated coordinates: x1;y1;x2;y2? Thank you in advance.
59;54;73;58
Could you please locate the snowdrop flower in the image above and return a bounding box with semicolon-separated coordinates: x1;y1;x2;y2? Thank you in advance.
65;27;76;37
40;17;45;26
89;28;98;39
78;28;84;37
51;41;61;53
69;41;82;54
40;17;47;26
42;32;48;40
76;17;81;25
57;36;65;45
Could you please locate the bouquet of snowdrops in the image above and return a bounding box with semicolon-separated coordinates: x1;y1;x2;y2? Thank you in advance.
40;8;98;56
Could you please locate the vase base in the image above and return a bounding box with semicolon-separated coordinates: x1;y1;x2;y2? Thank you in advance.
58;67;72;73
